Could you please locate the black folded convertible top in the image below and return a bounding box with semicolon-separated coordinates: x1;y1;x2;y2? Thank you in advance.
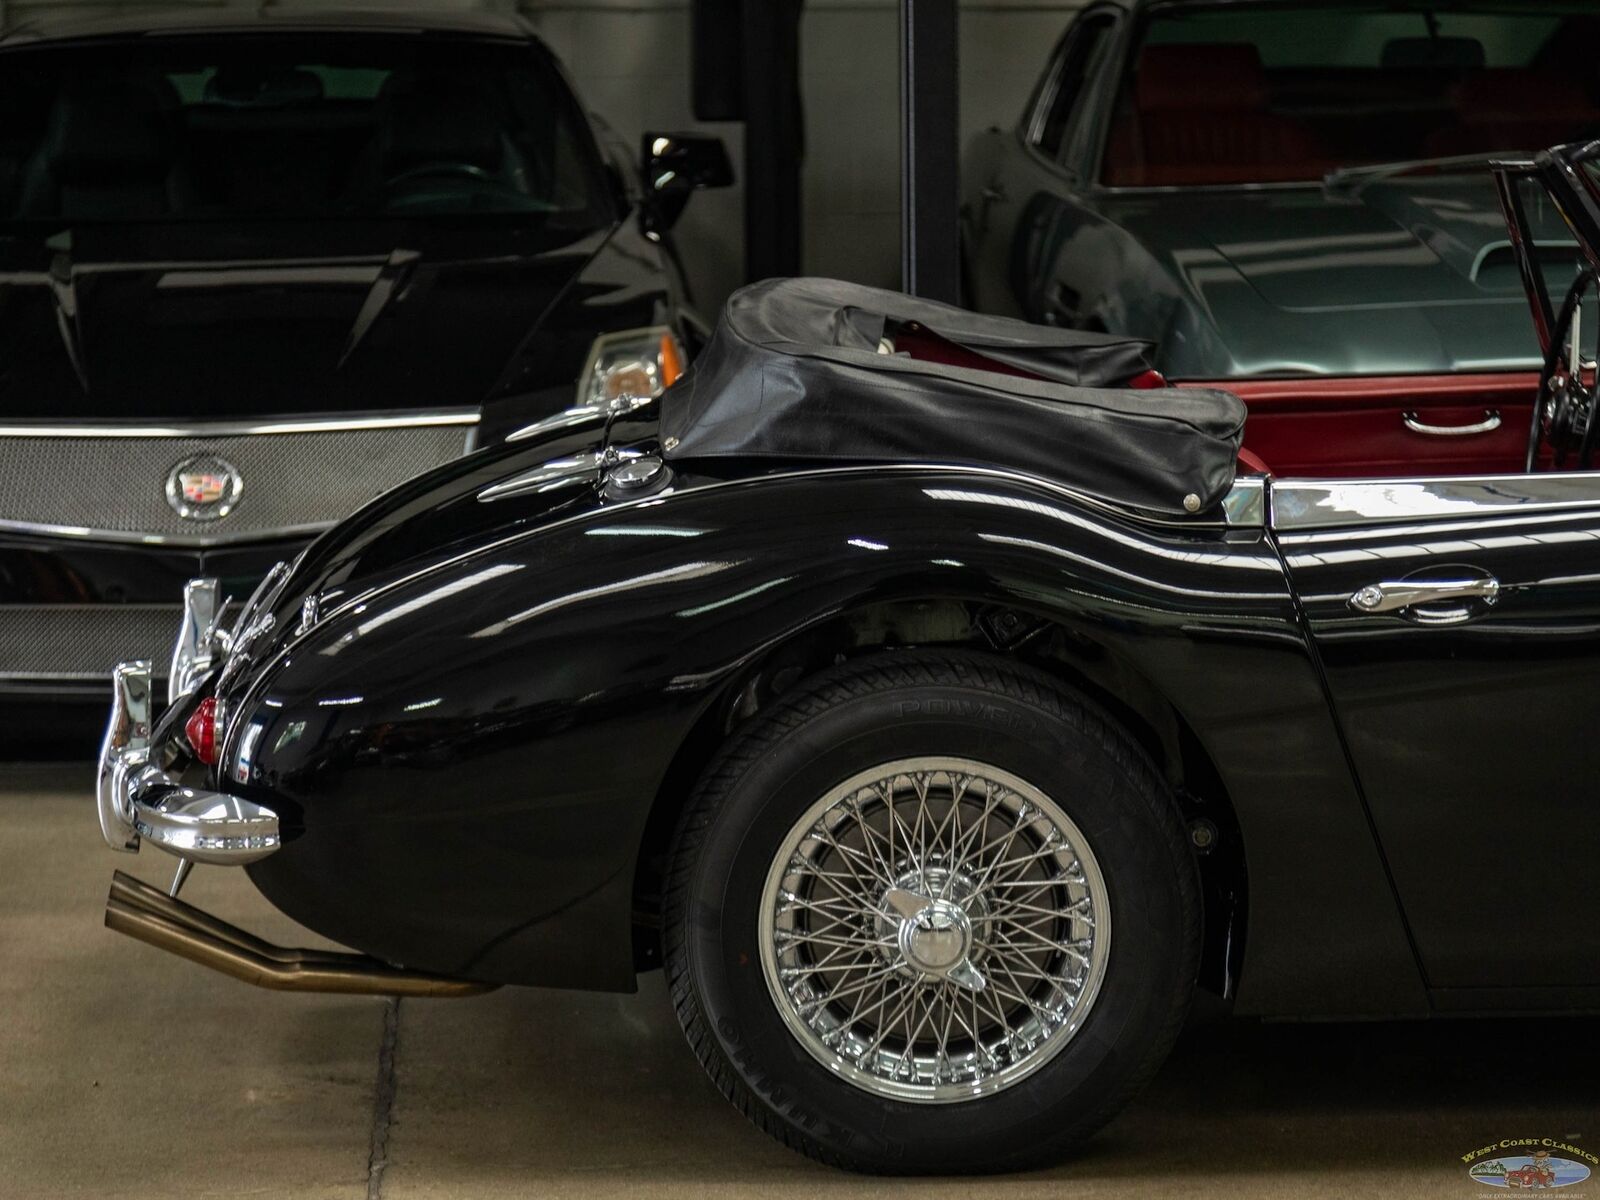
659;277;1246;515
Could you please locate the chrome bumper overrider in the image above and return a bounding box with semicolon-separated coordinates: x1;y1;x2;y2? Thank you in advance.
96;658;280;865
168;577;230;705
97;575;495;998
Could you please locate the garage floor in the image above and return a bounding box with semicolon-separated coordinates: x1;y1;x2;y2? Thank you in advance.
4;763;1596;1199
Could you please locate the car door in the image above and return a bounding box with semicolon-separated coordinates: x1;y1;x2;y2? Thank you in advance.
1272;472;1600;1000
963;5;1121;324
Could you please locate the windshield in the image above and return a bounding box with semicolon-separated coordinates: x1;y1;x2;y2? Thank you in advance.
1102;2;1600;187
0;35;614;224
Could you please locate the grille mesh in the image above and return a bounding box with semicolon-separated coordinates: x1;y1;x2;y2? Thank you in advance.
0;423;471;542
0;605;184;680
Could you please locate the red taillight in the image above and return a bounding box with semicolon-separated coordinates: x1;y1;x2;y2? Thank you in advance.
185;696;218;765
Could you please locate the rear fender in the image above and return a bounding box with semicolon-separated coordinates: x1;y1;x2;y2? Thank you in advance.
231;465;1425;1011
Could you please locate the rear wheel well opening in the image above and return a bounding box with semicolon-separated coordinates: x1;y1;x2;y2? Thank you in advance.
629;598;1246;997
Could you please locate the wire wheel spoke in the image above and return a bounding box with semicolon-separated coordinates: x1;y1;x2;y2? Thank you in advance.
759;756;1112;1103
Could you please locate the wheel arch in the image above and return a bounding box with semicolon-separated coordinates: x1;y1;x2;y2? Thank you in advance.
629;593;1247;998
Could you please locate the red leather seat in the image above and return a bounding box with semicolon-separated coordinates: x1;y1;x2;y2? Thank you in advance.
1105;44;1328;185
1422;70;1596;158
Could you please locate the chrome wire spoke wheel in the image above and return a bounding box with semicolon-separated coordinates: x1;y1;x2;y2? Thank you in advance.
759;755;1111;1104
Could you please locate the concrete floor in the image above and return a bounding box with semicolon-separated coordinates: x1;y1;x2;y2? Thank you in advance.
3;762;1597;1199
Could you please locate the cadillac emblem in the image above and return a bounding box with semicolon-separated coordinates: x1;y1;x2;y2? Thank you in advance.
165;454;243;522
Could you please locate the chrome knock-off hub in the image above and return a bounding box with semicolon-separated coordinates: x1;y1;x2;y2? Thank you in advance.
901;899;969;974
875;873;990;989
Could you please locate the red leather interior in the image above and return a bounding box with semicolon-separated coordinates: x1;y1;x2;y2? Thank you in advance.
892;332;1541;481
1104;44;1329;186
1236;447;1271;475
1182;373;1543;478
1135;44;1270;111
891;325;1048;380
1423;70;1597;159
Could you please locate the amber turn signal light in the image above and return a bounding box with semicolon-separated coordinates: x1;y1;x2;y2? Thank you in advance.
659;331;684;389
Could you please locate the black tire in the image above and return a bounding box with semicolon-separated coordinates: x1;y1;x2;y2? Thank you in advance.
663;651;1200;1173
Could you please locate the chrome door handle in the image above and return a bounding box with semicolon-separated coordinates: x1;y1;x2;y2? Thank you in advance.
1403;409;1502;437
1349;576;1500;620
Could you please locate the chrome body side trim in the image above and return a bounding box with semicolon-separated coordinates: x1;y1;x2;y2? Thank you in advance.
1270;473;1600;531
96;659;280;865
1221;476;1266;527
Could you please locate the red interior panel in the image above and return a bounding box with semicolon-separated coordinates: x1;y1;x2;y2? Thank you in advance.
1180;373;1541;478
892;325;1047;381
1104;44;1331;186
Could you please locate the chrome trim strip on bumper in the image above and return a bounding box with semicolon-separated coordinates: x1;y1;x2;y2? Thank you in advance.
131;786;280;865
96;659;279;865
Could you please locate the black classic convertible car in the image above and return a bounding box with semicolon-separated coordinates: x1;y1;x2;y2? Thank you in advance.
0;7;729;743
96;142;1600;1173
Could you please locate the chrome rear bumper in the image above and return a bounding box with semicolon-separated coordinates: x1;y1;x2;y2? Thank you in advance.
96;659;280;864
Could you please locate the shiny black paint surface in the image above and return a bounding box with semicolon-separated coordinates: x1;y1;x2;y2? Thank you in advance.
1280;502;1600;997
0;21;710;712
0;27;699;423
222;451;1422;1014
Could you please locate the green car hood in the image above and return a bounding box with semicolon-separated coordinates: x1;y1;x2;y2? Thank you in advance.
1100;177;1575;378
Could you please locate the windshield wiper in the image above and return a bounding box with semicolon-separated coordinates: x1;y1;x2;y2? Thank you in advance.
1323;151;1518;195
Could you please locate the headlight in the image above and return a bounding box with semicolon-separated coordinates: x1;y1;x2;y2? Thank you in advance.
577;326;685;410
508;326;687;444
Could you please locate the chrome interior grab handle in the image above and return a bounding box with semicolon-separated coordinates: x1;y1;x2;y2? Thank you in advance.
1350;576;1499;620
1403;409;1501;437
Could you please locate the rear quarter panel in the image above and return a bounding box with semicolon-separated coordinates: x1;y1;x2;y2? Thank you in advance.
230;466;1424;1013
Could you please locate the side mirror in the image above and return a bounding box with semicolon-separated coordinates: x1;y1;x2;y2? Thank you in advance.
639;132;733;233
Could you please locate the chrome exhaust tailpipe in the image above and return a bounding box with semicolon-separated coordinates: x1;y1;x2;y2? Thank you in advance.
104;871;496;998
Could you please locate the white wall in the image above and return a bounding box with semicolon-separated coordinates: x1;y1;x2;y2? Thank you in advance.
2;0;1086;309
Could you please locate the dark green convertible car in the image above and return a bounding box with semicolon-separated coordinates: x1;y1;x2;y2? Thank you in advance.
965;0;1600;478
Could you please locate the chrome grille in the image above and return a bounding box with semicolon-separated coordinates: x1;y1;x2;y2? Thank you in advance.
0;414;476;545
0;605;183;681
